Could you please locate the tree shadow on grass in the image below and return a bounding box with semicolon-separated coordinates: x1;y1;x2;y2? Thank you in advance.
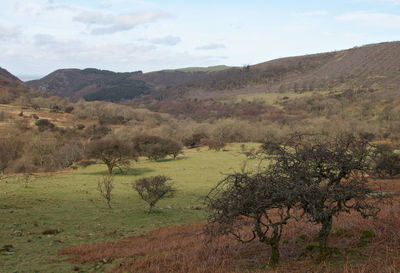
80;167;155;177
152;156;189;163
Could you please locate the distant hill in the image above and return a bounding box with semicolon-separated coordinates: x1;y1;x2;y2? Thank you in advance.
26;68;150;102
26;41;400;103
0;67;22;84
26;68;217;102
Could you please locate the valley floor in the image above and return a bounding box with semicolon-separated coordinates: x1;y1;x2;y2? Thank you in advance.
0;143;398;272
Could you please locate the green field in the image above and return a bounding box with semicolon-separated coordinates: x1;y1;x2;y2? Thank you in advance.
0;143;259;272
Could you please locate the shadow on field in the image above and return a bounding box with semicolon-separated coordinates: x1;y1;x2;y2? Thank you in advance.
153;156;189;163
81;167;155;176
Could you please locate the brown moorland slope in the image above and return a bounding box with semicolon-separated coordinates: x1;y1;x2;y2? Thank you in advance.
161;41;400;99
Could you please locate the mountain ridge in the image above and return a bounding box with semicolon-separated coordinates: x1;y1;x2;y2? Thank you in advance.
25;41;400;102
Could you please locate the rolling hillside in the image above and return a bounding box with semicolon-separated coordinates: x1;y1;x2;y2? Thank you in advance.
26;41;400;103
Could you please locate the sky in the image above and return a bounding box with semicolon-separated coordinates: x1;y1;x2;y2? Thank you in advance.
1;0;400;78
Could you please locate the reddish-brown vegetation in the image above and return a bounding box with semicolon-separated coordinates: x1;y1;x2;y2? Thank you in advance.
61;180;400;273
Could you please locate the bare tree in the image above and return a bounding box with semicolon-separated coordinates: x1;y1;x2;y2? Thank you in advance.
262;134;380;255
98;175;113;208
133;175;176;213
205;171;297;267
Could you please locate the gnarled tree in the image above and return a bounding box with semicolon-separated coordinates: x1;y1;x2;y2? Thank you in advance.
205;171;297;266
262;134;380;254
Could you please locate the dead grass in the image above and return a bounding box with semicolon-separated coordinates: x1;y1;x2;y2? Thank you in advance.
61;179;400;273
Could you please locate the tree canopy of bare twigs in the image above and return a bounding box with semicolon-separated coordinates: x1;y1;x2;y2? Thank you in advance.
261;134;380;254
205;171;297;266
205;133;381;266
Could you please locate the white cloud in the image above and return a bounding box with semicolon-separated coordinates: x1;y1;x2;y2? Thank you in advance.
150;35;181;46
0;22;21;41
337;11;400;27
74;10;170;35
196;43;226;50
74;11;112;25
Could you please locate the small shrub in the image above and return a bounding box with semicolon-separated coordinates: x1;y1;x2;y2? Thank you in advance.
64;106;74;113
305;242;319;252
360;229;375;240
333;227;345;236
132;175;176;213
35;119;55;132
298;234;307;241
358;229;375;247
75;124;85;130
50;105;61;113
98;176;114;209
42;228;60;235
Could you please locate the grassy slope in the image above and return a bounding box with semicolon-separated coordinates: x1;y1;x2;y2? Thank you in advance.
0;143;258;273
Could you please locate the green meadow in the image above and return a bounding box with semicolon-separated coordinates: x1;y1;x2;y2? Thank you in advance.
0;143;259;273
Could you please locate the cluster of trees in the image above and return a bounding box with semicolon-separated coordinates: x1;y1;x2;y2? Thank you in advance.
205;134;385;266
84;134;184;176
0;133;83;174
132;135;182;160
